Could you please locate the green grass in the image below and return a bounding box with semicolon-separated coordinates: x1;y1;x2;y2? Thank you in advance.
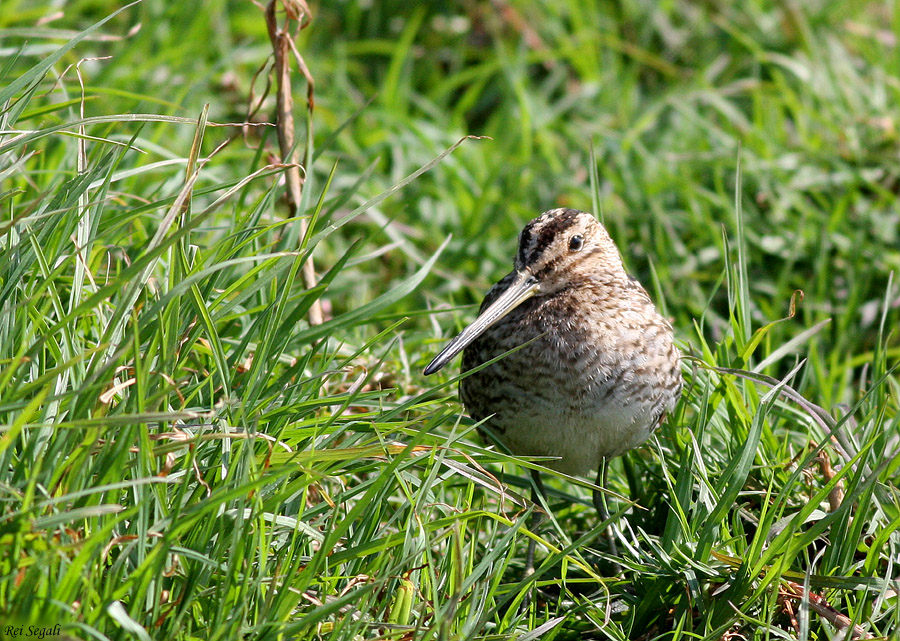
1;1;899;639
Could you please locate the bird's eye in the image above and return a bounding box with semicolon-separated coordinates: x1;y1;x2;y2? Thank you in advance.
568;234;584;252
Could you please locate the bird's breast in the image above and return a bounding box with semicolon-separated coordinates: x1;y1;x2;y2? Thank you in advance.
459;288;681;474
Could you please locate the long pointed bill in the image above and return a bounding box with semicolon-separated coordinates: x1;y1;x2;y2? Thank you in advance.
424;272;539;375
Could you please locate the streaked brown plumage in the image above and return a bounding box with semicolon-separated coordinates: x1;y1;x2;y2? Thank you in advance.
425;208;682;480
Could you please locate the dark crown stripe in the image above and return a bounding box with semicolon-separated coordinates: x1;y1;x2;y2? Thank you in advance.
518;208;584;264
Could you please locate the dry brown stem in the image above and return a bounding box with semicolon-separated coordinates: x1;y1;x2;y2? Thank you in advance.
265;0;323;325
816;447;845;512
779;580;872;639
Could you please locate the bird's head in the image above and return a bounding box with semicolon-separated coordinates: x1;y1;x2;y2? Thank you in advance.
513;208;625;294
424;209;625;375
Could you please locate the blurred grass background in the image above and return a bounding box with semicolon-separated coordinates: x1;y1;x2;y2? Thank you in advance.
1;1;898;639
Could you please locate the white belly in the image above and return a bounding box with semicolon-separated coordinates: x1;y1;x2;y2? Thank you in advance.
485;390;662;475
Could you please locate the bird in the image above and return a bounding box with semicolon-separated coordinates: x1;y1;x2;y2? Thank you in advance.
424;208;682;565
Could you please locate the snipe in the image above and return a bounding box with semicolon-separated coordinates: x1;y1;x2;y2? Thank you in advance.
425;208;682;560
